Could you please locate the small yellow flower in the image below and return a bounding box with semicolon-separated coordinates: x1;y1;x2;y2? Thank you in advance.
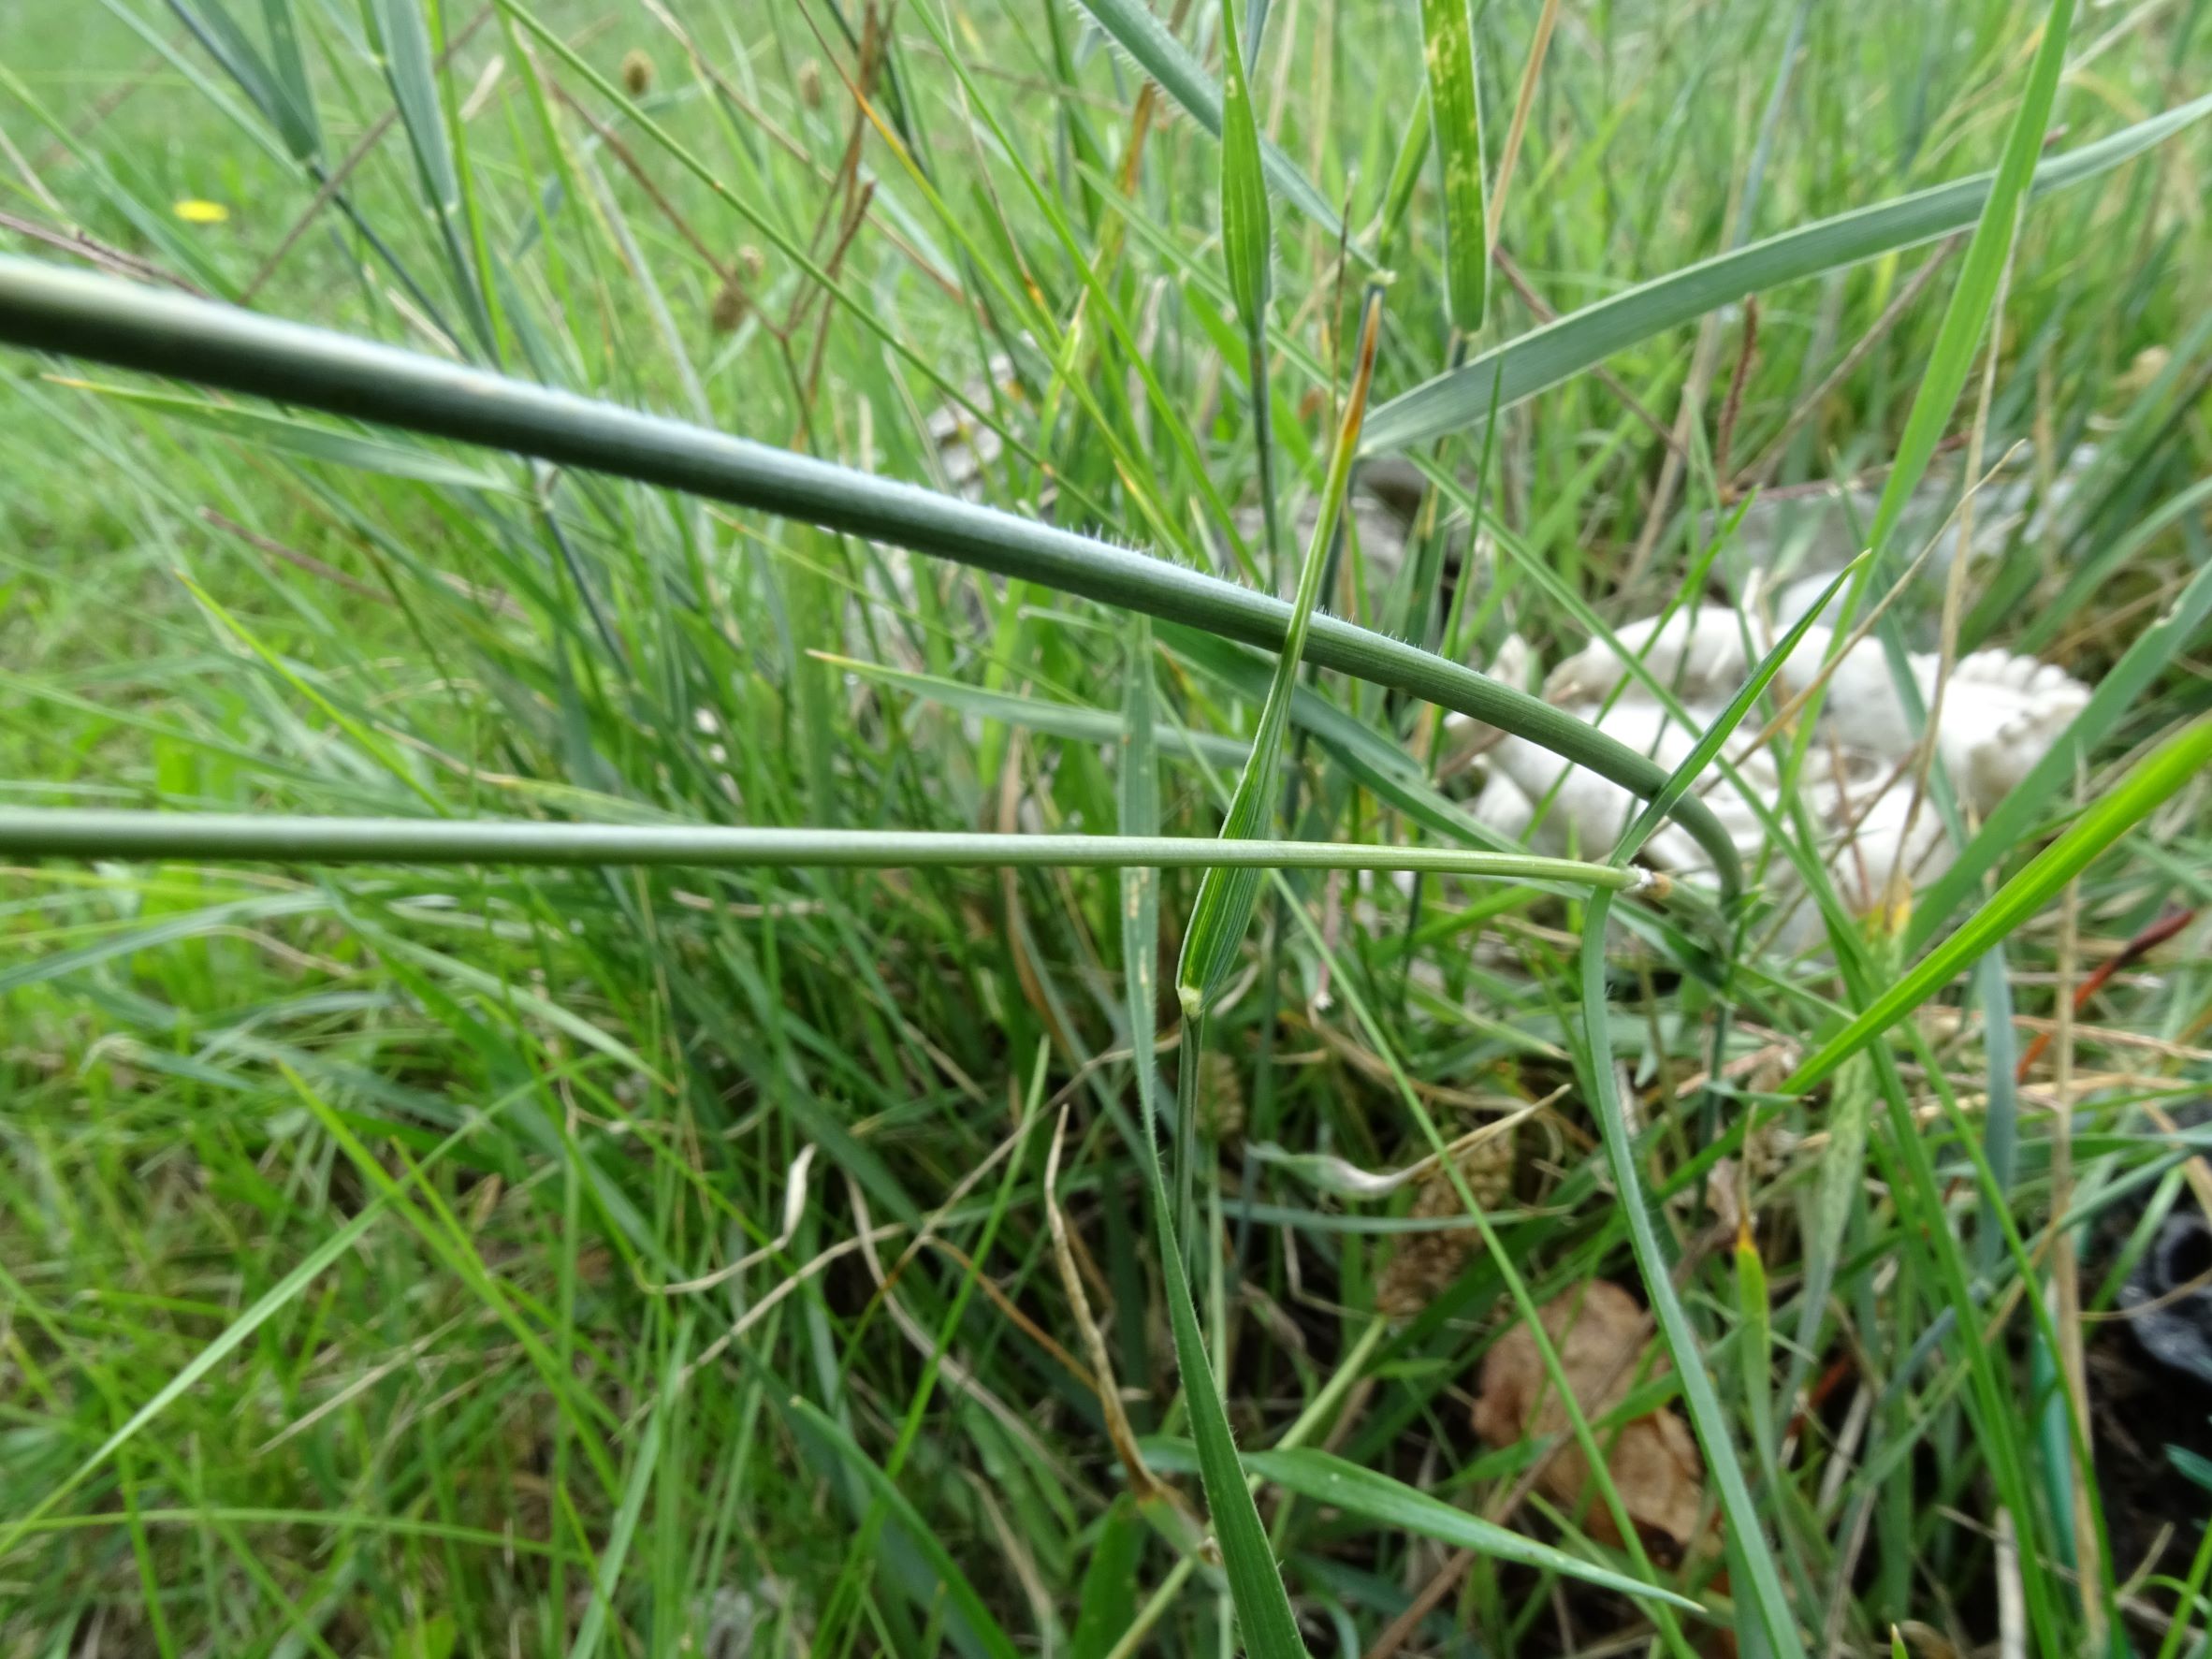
173;198;230;225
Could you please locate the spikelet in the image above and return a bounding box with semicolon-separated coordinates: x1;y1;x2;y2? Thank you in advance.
1198;1048;1246;1144
708;280;749;336
1375;1123;1516;1317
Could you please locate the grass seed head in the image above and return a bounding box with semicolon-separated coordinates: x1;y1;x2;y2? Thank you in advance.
709;277;751;335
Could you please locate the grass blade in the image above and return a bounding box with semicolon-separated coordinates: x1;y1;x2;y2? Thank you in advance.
0;255;1748;893
1243;1448;1700;1610
1219;0;1284;589
2021;475;2212;654
0;809;1651;888
568;1323;687;1659
1153;1184;1304;1656
1610;559;1863;867
788;1400;1025;1659
1217;0;1273;329
1910;544;2212;946
1857;0;2075;563
1579;890;1806;1658
1117;615;1304;1659
1177;285;1384;1011
1417;0;1487;333
1361;92;2212;454
65;380;512;488
1070;0;1348;240
1788;717;2212;1092
167;0;321;164
1120;619;1161;1136
818;652;1253;766
257;0;322;161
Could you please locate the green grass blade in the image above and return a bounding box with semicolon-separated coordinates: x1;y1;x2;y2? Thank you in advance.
365;0;494;350
1735;1229;1776;1481
1120;618;1161;1135
0;255;1749;893
1116;614;1304;1659
1219;0;1285;589
1361;92;2212;454
1610;559;1863;867
1070;0;1348;240
1071;1498;1145;1659
1154;1188;1305;1657
1143;1113;1302;1652
68;381;513;488
2021;475;2212;653
0;1076;502;1561
168;0;321;163
1858;0;2075;563
0;809;1649;888
1909;551;2212;947
819;652;1253;766
1377;87;1433;251
1579;890;1806;1658
787;1400;1025;1659
1417;0;1487;333
1177;285;1383;1011
364;0;460;222
1789;717;2212;1092
1242;1448;1700;1610
258;0;323;161
1218;0;1273;327
568;1324;687;1659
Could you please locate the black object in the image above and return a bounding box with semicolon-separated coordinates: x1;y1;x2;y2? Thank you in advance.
2122;1212;2212;1387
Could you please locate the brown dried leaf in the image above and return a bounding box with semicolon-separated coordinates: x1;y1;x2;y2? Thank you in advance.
1470;1280;1706;1558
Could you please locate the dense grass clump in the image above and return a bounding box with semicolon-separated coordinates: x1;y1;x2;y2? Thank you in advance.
2;1;2209;1655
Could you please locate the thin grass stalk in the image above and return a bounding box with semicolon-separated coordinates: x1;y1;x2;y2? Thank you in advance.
1218;0;1284;592
1116;629;1304;1659
0;809;1658;886
0;255;1746;895
1178;285;1386;1013
1579;891;1806;1659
